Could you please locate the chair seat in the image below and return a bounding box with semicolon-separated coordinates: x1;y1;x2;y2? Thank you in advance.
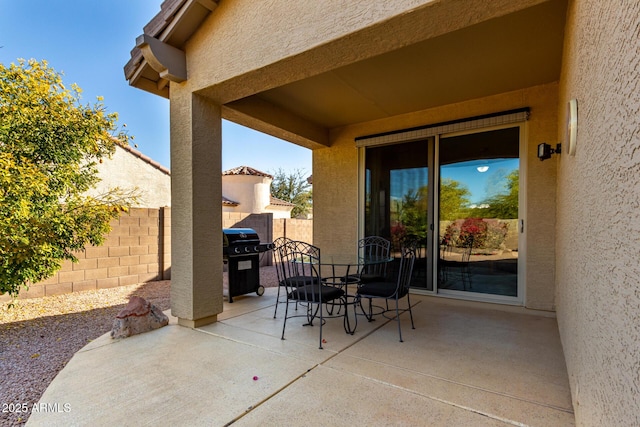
357;281;410;298
343;273;385;284
359;273;387;283
357;281;395;298
288;284;344;302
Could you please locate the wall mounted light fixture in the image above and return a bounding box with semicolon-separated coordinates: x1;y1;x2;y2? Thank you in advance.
566;99;578;156
537;142;561;161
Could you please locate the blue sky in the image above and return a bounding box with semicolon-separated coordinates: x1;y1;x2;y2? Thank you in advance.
0;1;311;174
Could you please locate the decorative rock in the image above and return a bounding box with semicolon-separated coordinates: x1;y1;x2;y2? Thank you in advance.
110;296;169;339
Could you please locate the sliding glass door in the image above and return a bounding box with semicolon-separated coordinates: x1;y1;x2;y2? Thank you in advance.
437;127;520;300
363;124;522;302
364;139;431;290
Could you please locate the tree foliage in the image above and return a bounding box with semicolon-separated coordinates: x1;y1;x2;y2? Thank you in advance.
270;168;312;218
0;59;135;298
439;178;471;221
481;170;519;219
394;186;428;243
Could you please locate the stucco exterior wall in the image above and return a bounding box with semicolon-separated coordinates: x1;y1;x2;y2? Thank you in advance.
185;0;549;103
315;83;558;310
556;1;640;425
89;145;171;208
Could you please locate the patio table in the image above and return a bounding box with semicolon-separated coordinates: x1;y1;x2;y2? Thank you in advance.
318;253;394;335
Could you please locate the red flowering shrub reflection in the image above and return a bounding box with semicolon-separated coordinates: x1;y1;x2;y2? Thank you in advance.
391;223;407;250
443;218;509;252
459;218;487;248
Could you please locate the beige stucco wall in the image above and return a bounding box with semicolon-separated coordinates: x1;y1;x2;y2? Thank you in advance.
89;145;171;208
556;1;640;425
315;83;559;311
185;0;549;103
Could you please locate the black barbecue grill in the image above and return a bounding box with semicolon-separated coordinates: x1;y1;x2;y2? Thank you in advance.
222;228;273;302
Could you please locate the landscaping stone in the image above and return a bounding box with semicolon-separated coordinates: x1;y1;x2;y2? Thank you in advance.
110;296;169;339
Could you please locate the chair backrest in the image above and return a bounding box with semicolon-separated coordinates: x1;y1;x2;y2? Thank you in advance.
281;245;323;303
395;241;417;297
359;236;391;277
272;237;292;284
461;235;474;264
286;240;320;259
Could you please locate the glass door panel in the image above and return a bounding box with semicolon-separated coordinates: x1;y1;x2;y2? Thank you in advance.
438;127;519;298
365;139;431;290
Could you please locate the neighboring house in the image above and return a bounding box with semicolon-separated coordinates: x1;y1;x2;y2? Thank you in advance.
222;166;294;219
125;1;639;424
88;143;171;208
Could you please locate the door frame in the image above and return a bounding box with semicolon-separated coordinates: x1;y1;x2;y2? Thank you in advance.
358;121;528;306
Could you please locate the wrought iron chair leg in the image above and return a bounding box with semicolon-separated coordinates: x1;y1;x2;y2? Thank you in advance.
319;303;325;349
364;298;375;321
281;298;290;340
395;298;403;342
407;293;415;329
343;296;356;335
273;284;282;318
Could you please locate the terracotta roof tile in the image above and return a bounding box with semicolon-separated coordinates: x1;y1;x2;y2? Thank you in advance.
222;166;272;178
269;196;295;207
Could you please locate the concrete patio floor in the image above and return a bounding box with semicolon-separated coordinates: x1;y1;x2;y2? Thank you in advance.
27;288;574;426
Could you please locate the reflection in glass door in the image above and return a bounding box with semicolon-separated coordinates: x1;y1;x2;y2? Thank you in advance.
438;127;520;298
364;139;431;290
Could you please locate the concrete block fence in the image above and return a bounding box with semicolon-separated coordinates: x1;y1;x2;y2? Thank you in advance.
4;208;312;300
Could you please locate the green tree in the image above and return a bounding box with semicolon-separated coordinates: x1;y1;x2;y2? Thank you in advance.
270;168;312;218
439;178;471;221
482;170;519;219
396;186;428;242
0;59;135;298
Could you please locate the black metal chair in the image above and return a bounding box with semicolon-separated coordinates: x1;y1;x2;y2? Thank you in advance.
280;242;346;349
439;235;473;289
343;236;391;285
358;235;392;283
272;236;293;318
356;242;416;342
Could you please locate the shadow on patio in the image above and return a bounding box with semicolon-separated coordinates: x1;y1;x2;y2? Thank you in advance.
27;288;574;426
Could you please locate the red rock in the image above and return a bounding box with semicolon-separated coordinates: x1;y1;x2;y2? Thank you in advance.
116;296;151;318
111;296;169;339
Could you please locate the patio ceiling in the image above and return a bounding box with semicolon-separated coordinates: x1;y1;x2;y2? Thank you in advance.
126;0;567;144
244;0;567;130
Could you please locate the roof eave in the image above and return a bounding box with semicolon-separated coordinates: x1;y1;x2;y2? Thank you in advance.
124;0;217;97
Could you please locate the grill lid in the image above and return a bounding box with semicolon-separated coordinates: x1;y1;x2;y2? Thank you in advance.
223;228;260;245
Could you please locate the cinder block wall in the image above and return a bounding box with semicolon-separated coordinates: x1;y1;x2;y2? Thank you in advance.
3;207;168;301
273;218;313;244
3;209;313;300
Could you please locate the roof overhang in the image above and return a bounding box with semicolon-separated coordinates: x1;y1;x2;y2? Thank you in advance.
125;0;567;145
124;0;217;98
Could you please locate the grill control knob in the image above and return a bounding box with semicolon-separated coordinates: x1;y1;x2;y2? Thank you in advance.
244;247;251;253
254;246;260;252
234;247;241;254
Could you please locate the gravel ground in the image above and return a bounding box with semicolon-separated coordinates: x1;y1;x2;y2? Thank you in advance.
0;266;278;426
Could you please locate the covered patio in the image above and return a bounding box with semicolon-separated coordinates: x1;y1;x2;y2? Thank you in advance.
28;288;573;426
117;0;640;423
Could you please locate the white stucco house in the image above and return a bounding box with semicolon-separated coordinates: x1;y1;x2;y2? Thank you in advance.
88;143;171;208
222;166;294;219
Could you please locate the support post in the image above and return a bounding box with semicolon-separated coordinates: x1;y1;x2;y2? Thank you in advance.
170;90;223;327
